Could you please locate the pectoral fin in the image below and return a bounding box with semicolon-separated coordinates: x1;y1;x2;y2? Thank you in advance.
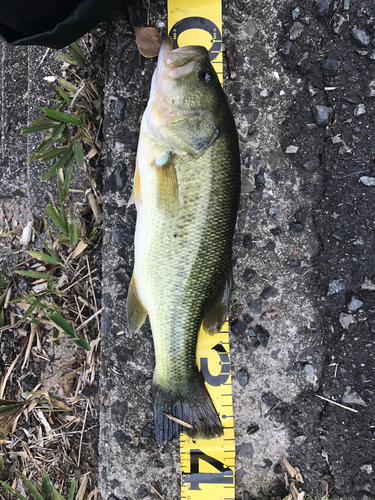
128;160;141;208
127;274;147;332
155;151;179;209
202;271;233;335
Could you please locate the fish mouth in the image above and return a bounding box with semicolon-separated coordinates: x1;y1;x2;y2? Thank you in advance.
157;37;209;79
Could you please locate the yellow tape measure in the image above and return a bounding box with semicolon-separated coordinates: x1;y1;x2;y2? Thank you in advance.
168;3;235;497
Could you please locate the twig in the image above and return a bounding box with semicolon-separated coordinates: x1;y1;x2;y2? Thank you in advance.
86;255;100;333
76;306;105;332
77;402;88;467
4;286;12;309
62;271;91;292
21;323;36;371
148;484;165;500
36;48;51;71
0;352;22;398
163;413;193;429
316;394;358;413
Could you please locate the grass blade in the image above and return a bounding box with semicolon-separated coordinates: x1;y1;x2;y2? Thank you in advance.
21;294;46;321
68;207;78;245
41;149;74;181
29;251;60;266
0;481;28;500
56;85;71;104
56;78;78;94
17;270;54;279
73;139;84;168
48;312;76;337
74;337;91;351
37;107;83;126
63;154;74;200
37;146;72;163
20;475;44;500
45;205;68;234
21;123;55;135
68;479;76;500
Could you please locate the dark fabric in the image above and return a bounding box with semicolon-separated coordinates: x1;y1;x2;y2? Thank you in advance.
0;0;127;48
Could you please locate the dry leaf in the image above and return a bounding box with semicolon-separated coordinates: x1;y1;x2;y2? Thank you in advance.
290;482;300;500
295;466;304;484
87;191;102;224
76;473;90;500
283;457;297;478
51;398;72;411
72;240;88;259
134;26;163;58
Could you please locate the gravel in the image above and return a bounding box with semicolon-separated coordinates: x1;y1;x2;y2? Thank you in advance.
347;296;363;311
322;58;341;76
327;279;345;295
359;176;375;186
313;105;333;126
351;27;371;46
342;386;367;406
339;312;353;330
354;104;366;116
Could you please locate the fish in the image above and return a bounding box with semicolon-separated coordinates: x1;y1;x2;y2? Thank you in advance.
127;37;241;444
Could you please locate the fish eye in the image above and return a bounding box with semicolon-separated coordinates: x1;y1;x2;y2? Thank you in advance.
199;70;216;84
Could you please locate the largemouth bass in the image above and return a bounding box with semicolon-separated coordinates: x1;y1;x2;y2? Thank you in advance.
127;37;241;443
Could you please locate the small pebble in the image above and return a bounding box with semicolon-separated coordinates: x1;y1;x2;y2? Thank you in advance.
322;58;341;76
352;27;371;46
297;52;309;65
269;207;279;215
289;22;304;40
292;6;300;20
281;40;293;55
327;279;345;295
250;191;263;203
343;0;350;9
315;0;333;16
295;435;307;446
237;368;249;386
361;465;373;475
243;19;257;38
304;363;315;375
261;286;278;300
271;227;282;236
339;312;353;329
252;298;263;315
303;158;319;171
286;145;299;153
360;176;375;186
313;105;333;126
256;324;270;346
261;392;278;407
247;424;259;434
342;386;367;406
347;296;363;311
236;442;254;458
300;260;310;268
290;222;304;232
354;104;366;116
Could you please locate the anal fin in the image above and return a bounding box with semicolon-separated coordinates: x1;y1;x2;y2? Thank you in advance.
127;274;147;332
202;271;233;335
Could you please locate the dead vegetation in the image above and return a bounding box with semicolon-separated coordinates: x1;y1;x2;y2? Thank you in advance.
0;27;106;500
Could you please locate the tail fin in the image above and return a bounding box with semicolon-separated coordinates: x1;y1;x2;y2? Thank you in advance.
153;374;223;444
